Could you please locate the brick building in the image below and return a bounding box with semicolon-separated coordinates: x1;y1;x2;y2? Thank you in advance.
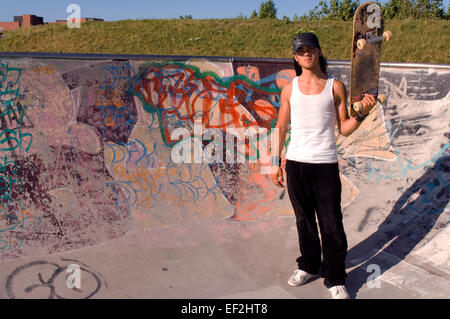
0;14;44;31
0;14;103;32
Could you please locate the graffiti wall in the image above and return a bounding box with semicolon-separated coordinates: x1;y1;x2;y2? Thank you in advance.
0;54;448;273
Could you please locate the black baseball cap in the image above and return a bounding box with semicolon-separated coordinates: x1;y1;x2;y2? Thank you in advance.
293;32;321;53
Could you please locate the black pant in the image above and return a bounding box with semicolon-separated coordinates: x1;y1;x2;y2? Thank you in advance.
285;159;348;288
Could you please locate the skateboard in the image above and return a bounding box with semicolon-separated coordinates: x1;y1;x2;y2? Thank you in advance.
349;2;391;117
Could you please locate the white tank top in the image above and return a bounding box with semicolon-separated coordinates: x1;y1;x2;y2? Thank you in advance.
285;76;338;163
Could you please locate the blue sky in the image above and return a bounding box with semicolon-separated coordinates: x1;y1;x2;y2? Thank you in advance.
0;0;448;22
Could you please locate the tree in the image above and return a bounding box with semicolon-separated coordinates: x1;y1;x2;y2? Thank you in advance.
382;0;414;19
282;15;291;23
382;0;445;19
296;0;447;20
313;1;332;19
250;10;258;19
338;0;359;21
258;0;278;19
179;14;193;20
300;0;359;21
413;0;444;18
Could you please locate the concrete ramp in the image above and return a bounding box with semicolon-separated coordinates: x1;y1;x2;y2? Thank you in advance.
0;52;448;299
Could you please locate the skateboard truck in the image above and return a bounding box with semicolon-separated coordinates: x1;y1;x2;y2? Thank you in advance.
357;31;392;50
353;93;386;112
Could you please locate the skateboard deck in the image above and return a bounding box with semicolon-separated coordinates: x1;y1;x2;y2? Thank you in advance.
349;2;390;117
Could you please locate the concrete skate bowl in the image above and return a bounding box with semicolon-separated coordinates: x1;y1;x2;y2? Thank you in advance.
0;52;448;295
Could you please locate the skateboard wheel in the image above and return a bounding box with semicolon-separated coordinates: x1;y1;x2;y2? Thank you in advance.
383;31;392;41
357;39;366;50
354;101;363;112
378;94;387;104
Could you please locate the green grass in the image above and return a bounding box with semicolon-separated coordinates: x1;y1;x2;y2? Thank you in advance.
0;18;448;63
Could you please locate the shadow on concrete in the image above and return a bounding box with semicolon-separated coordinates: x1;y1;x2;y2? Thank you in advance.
345;152;449;298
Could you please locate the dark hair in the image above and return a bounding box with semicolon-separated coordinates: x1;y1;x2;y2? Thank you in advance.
293;55;328;76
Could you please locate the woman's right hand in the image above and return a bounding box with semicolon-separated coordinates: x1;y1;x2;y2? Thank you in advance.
270;166;285;188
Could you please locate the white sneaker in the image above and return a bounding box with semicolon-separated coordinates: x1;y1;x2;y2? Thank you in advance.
328;285;350;299
287;269;316;286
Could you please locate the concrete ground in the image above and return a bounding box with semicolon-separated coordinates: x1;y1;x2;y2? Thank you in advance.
1;213;448;300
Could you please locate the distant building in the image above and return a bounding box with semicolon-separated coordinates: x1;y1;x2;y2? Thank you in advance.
0;14;44;31
14;15;44;27
0;14;103;31
54;17;104;25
